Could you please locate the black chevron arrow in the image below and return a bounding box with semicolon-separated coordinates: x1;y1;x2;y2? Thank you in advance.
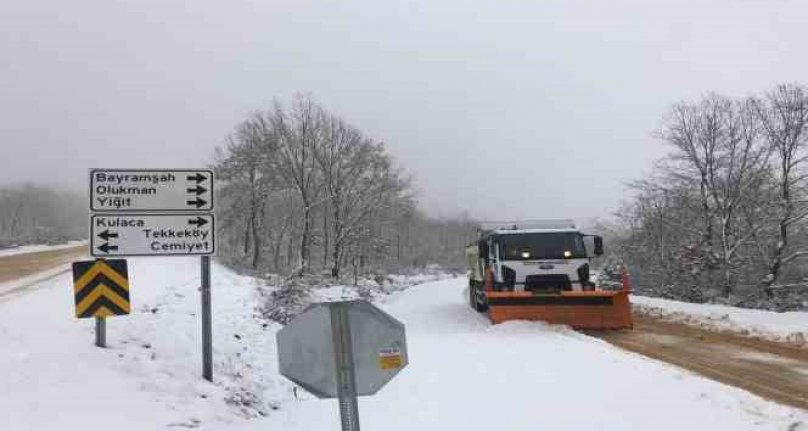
186;198;208;208
97;243;118;254
79;296;128;318
186;185;207;196
188;217;208;227
187;173;207;184
97;230;118;241
75;273;130;305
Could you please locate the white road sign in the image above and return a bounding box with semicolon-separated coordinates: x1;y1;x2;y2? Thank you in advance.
277;300;408;399
90;213;215;257
90;169;213;212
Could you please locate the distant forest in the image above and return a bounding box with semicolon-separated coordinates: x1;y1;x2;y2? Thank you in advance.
0;184;86;248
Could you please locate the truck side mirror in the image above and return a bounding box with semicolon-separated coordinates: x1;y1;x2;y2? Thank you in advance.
593;236;604;256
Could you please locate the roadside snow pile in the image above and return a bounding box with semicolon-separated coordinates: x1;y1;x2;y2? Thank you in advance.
0;257;295;431
632;295;808;348
386;271;461;291
258;270;458;324
0;240;85;257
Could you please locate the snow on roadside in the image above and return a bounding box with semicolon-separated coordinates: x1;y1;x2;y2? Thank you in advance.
385;271;461;291
0;240;86;257
0;259;455;431
313;272;461;301
0;257;293;431
632;295;808;348
257;270;458;324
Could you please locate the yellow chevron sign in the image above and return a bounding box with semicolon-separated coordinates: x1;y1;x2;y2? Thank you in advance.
72;259;130;318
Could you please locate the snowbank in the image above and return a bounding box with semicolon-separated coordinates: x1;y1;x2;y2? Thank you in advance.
0;257;293;431
257;270;458;324
0;240;86;257
385;271;460;290
632;295;808;348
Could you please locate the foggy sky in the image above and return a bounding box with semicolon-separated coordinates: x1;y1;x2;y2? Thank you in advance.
2;0;808;222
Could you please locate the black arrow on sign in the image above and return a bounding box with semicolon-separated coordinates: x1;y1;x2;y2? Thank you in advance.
187;173;207;184
97;230;118;241
187;198;208;208
97;243;118;254
186;185;208;196
188;217;209;227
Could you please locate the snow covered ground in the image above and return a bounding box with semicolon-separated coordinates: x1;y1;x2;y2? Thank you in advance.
0;257;291;431
632;295;808;348
0;240;86;257
0;258;805;431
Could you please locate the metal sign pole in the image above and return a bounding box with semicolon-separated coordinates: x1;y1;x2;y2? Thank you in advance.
330;303;361;431
93;257;107;348
201;255;213;381
95;317;106;347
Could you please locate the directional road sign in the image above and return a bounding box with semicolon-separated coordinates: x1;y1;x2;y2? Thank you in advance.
90;213;215;257
277;300;408;399
72;259;130;318
90;169;213;212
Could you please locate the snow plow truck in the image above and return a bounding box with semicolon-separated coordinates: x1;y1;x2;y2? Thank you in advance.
466;220;632;329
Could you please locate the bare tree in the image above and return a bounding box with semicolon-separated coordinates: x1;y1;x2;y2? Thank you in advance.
215;113;283;269
754;84;808;295
270;95;324;275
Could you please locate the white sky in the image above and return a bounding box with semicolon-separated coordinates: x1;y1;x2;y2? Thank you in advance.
2;0;807;220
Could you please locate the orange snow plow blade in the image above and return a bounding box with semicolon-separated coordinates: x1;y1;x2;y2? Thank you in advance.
485;290;633;329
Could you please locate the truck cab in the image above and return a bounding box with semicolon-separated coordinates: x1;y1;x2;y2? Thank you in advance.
467;220;604;308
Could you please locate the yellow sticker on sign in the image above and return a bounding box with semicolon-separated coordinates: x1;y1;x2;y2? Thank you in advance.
378;347;403;370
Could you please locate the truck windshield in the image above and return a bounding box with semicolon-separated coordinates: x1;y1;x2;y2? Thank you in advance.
496;232;586;260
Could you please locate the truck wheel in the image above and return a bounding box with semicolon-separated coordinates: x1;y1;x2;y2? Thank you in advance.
470;282;488;312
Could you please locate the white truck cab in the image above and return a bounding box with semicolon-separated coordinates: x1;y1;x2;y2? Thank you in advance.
467;220;603;296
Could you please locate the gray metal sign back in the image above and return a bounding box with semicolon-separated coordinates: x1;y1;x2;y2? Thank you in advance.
276;300;408;399
278;304;335;397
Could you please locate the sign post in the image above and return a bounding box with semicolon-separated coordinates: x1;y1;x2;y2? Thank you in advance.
277;301;408;431
331;302;361;431
201;255;212;381
95;317;106;347
86;169;215;380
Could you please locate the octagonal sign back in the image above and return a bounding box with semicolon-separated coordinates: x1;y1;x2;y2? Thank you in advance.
276;300;408;399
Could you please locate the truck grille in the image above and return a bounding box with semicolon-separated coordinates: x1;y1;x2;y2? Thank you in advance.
525;274;572;293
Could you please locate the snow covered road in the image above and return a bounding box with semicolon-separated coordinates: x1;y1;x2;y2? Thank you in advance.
0;244;86;290
256;278;807;431
0;258;805;430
